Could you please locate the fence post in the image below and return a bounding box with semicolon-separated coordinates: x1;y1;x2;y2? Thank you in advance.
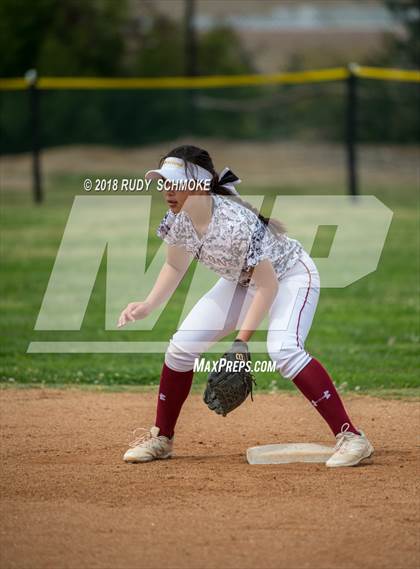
184;0;197;132
25;69;43;204
346;63;359;197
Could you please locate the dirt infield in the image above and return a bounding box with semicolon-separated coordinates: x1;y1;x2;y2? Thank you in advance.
1;388;419;569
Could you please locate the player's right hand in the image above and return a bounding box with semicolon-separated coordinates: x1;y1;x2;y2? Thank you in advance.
117;301;151;328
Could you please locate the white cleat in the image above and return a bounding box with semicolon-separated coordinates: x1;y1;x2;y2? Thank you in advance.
123;426;173;463
326;423;374;468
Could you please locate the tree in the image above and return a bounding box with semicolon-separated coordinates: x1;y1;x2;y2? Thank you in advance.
0;0;55;76
384;0;420;67
0;0;128;77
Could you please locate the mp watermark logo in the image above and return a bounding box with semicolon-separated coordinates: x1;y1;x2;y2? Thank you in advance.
27;194;393;355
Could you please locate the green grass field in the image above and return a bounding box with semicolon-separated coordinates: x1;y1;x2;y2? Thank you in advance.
1;171;419;393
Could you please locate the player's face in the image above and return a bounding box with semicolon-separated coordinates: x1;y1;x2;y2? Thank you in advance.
163;182;189;213
162;180;205;213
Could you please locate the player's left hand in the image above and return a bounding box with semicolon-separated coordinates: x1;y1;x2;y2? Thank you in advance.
203;339;256;416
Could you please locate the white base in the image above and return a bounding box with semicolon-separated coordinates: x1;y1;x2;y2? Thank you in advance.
246;443;335;465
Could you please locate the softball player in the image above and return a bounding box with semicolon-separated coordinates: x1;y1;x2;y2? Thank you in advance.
118;145;373;468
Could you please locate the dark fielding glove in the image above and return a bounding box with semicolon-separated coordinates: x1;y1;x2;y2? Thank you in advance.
203;340;256;417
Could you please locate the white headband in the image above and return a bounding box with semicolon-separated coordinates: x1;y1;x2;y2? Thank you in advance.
145;157;241;196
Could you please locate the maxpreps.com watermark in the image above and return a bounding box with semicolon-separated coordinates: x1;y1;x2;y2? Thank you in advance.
83;178;211;192
194;357;277;374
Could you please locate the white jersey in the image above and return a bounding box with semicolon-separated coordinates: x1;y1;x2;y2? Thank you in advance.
156;193;303;287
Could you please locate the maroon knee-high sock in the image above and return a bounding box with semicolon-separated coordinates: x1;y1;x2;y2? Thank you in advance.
293;357;359;436
155;363;194;438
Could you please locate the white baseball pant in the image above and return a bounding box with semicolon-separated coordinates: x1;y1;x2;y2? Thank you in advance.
164;249;321;380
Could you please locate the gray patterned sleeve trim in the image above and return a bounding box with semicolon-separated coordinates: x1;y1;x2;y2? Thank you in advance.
245;222;272;269
156;210;174;239
156;210;197;252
